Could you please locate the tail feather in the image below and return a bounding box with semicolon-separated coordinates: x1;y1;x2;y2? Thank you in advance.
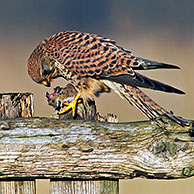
113;83;190;127
132;57;180;70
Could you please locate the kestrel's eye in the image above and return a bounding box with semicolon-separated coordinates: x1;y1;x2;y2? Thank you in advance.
42;63;50;78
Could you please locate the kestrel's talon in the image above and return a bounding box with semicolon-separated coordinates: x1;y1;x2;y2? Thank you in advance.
63;99;82;106
58;93;81;117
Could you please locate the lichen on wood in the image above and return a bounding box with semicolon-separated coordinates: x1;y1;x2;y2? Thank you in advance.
0;117;193;180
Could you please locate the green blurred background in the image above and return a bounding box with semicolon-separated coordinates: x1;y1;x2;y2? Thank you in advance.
0;0;194;193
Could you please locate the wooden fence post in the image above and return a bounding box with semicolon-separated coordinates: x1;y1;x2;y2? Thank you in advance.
0;117;193;193
0;93;120;194
50;180;118;194
0;93;193;194
0;93;33;119
0;181;35;194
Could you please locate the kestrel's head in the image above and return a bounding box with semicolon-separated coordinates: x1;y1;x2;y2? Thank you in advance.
27;46;57;87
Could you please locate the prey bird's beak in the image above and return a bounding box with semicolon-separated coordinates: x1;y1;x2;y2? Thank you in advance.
42;80;51;87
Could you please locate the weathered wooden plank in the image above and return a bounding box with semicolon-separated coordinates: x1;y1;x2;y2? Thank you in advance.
0;117;193;180
0;181;35;194
0;93;33;119
50;180;118;194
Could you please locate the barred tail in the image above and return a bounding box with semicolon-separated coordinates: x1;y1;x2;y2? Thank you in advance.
114;83;190;127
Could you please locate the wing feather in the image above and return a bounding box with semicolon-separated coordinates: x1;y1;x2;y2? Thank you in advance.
43;31;184;94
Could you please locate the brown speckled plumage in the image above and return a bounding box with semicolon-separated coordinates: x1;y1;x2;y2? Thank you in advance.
28;30;189;126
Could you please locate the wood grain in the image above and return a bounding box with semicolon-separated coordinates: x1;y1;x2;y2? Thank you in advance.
50;180;118;194
0;181;35;194
0;93;33;119
0;117;193;180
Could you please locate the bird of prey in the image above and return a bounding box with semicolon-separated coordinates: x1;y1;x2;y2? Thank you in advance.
27;30;189;126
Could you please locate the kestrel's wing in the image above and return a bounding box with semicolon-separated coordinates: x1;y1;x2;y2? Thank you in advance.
44;31;184;94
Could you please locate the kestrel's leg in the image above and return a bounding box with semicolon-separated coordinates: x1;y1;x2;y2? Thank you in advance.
58;93;81;117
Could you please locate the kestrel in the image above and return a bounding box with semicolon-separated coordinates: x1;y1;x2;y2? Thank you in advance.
27;30;189;126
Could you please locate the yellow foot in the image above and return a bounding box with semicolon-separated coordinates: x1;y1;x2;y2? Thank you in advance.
58;93;81;117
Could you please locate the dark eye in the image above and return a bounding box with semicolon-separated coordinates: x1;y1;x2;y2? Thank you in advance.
42;64;50;77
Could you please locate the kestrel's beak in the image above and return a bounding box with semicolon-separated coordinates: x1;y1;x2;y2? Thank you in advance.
41;71;56;87
42;80;51;87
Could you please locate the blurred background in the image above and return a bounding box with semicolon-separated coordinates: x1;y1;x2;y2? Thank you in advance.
0;0;194;193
